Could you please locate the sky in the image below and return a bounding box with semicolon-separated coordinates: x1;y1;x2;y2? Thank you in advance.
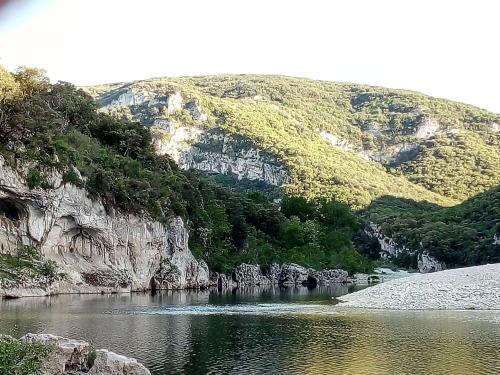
0;0;498;113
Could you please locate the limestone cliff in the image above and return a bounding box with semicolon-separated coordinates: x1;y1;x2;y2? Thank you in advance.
152;121;291;187
365;223;443;273
0;157;209;297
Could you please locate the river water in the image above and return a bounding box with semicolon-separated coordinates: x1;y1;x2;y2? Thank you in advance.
0;285;499;374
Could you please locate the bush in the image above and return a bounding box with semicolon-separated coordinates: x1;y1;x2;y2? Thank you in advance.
0;335;52;375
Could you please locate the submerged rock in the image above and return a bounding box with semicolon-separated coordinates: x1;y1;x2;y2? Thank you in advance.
21;333;150;375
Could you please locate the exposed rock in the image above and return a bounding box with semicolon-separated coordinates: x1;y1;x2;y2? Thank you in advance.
152;124;291;186
109;88;146;107
209;272;236;288
313;268;348;284
0;157;209;297
276;263;310;285
225;263;347;287
365;222;445;273
184;100;208;122
231;263;270;286
362;142;420;165
21;333;150;375
366;223;409;258
414;118;440;139
417;252;443;273
339;263;500;310
319;131;356;153
166;91;183;114
494;234;500;245
489;123;500;132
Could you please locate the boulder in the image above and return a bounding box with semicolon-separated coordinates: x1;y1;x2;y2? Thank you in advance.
313;269;348;284
21;333;150;375
277;263;310;286
232;263;270;286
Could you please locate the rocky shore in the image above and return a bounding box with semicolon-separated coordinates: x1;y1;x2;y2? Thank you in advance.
339;263;500;310
3;333;150;374
209;263;348;288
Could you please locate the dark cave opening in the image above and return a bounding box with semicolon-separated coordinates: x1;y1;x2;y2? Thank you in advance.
0;198;24;221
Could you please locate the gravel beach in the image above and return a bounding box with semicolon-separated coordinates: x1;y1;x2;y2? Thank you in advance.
339;263;500;310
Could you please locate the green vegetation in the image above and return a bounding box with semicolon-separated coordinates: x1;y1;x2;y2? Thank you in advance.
0;66;373;273
88;75;499;207
365;186;500;268
1;67;498;272
0;246;58;282
0;335;52;375
87;75;499;269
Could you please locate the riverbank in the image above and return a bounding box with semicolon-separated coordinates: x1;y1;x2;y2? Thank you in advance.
339;263;500;310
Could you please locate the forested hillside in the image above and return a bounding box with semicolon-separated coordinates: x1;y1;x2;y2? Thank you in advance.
86;75;500;269
87;75;500;207
0;66;371;274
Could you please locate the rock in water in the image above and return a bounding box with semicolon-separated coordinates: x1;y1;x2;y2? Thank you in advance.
21;333;150;375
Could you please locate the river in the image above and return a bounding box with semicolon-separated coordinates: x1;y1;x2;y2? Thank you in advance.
0;285;499;374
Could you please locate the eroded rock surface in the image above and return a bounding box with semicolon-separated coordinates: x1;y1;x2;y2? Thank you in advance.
365;222;444;273
0;157;209;297
214;263;347;287
152;123;291;186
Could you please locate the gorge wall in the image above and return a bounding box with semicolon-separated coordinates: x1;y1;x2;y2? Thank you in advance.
0;157;209;297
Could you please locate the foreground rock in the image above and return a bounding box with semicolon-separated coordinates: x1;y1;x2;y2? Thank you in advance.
339;264;500;310
0;156;209;298
210;263;348;288
22;333;150;375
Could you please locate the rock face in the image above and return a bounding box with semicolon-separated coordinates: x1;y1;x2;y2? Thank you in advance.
366;223;444;273
232;263;271;285
215;263;348;287
417;252;443;273
108;88;146;107
184;100;208;122
0;157;209;297
152;123;291;186
166;91;183;114
493;234;500;245
21;333;150;375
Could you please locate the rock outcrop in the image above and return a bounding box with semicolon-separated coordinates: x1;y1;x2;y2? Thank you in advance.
366;223;444;273
152;123;291;186
212;263;348;288
417;252;443;273
0;157;209;297
21;333;150;375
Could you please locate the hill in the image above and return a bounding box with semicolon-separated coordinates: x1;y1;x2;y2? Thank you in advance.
0;66;372;275
86;75;500;208
85;75;500;270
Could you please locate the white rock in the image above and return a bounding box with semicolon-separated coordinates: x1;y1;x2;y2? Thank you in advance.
0;156;209;297
21;333;150;375
414;118;440;139
166;91;183;114
152;124;291;186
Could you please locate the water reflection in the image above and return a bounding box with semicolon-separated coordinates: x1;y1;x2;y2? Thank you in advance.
0;286;499;375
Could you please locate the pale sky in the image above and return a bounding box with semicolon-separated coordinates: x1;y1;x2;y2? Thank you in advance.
0;0;498;113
